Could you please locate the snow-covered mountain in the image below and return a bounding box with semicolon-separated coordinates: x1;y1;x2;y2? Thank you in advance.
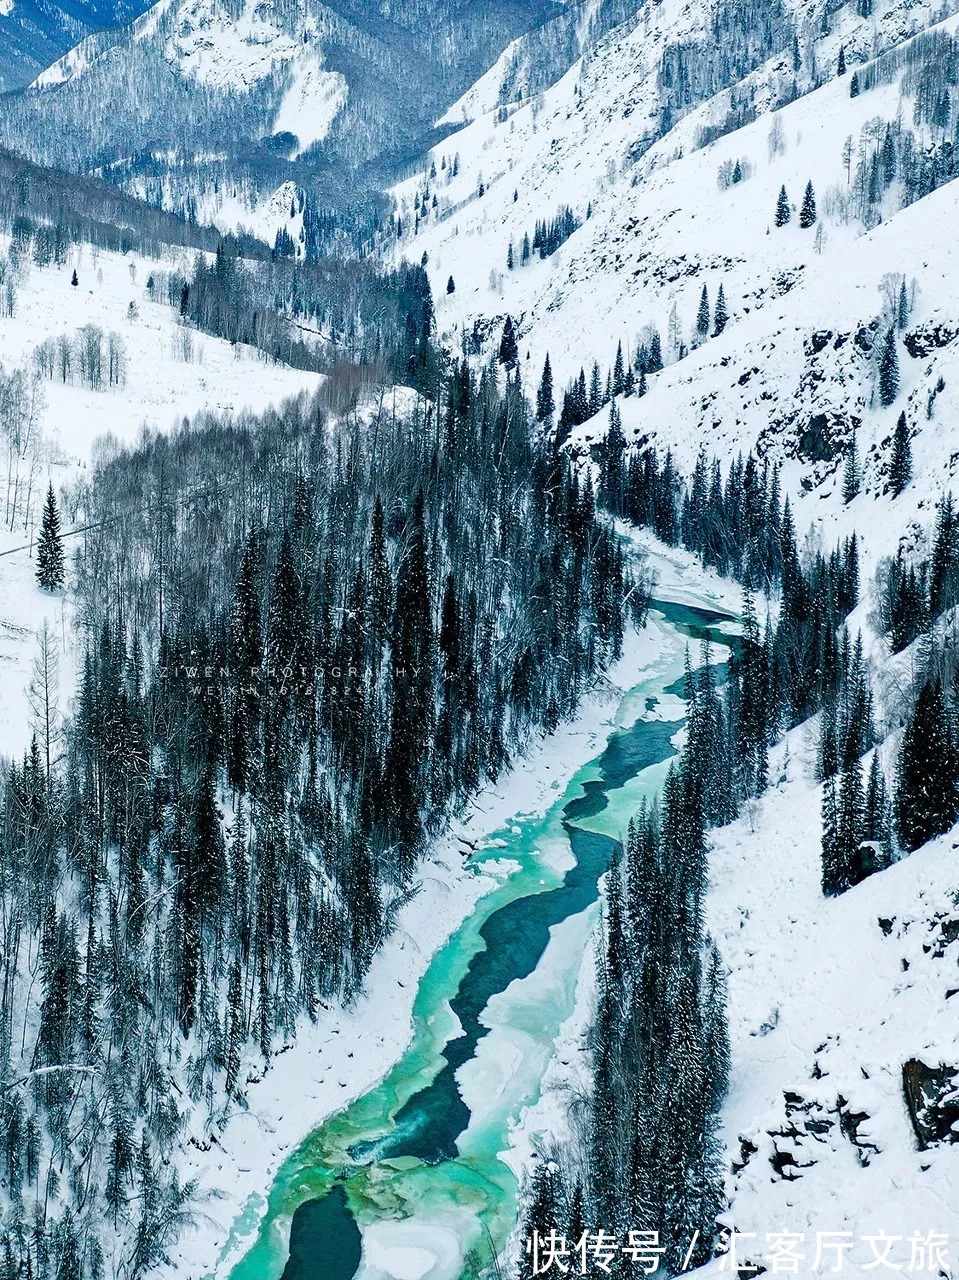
0;0;153;90
0;0;561;243
395;0;956;565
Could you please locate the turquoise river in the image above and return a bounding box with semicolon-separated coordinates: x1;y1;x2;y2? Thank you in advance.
220;590;739;1280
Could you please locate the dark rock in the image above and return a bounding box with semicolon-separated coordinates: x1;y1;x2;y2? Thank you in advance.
731;1135;758;1173
903;323;959;359
902;1059;959;1150
837;1095;880;1165
799;413;839;463
854;324;877;353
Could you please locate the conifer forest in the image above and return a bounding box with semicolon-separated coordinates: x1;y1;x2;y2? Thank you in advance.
0;0;958;1276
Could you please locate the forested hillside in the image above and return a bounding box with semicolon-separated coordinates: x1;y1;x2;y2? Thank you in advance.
0;181;634;1270
2;0;959;1274
368;0;959;1269
0;0;561;247
0;0;154;90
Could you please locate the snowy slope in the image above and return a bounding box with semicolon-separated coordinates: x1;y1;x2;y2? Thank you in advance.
0;236;321;759
392;3;959;581
204;179;307;251
703;721;959;1276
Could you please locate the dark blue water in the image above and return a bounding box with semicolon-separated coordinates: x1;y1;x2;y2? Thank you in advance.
281;1187;360;1280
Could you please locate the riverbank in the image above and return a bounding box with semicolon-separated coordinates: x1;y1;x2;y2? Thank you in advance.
160;547;735;1280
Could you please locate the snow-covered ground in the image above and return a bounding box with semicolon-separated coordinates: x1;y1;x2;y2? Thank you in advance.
0;235;322;756
272;55;348;154
702;721;959;1276
205;179;305;250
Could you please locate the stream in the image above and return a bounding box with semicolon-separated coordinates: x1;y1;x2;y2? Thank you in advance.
221;592;739;1280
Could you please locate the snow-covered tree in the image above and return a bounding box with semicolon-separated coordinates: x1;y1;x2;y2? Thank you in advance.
774;184;791;226
889;412;912;496
842;429;861;504
896;679;959;850
696;284;710;339
799;180;817;227
498;315;518;367
36;482;65;591
879;329;900;406
712;283;728;335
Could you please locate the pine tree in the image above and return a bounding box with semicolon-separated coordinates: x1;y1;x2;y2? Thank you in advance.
842;428;861;504
898;279;910;329
613;341;625;396
889;412;912;496
589;361;602;416
862;754;892;873
696;285;710;339
498;316;518;368
712;284;728;336
881;128;896;187
36;482;65;591
799;180;817;228
818;698;838;782
837;45;847;75
850;71;860;96
536;354;555;423
896;680;959;851
879;329;900;407
70;269;78;287
517;1163;560;1280
836;758;865;890
821;772;841;894
446;275;455;294
774;185;791;227
702;942;731;1106
105;1114;133;1228
930;491;959;618
601;401;626;512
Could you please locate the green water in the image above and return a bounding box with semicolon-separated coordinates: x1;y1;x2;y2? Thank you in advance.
220;597;738;1280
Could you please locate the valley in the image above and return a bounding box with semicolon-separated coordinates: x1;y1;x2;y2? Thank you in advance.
0;0;958;1276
